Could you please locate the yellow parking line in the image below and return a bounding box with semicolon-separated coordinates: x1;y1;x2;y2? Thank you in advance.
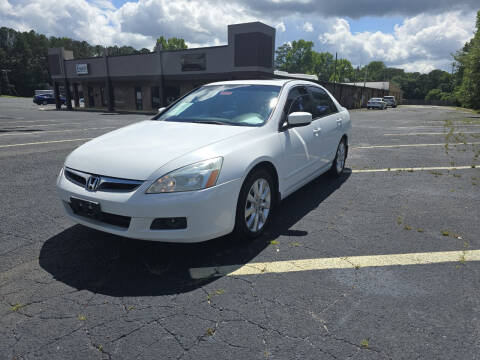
189;250;480;279
0;127;115;137
0;138;93;148
352;165;476;173
353;142;480;149
384;132;480;136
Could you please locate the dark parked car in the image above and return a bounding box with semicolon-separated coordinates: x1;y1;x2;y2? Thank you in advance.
33;93;66;105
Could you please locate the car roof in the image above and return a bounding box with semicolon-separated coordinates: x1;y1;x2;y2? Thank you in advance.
205;79;319;87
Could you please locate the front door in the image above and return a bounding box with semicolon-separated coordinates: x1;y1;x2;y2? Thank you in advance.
278;86;319;192
307;86;340;164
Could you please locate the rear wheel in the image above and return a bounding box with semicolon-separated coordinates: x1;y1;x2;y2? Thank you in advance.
329;138;347;177
234;168;275;240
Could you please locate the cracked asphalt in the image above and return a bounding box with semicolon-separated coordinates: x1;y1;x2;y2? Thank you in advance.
1;98;480;359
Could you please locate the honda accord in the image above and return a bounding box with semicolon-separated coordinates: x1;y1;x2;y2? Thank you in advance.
57;79;351;242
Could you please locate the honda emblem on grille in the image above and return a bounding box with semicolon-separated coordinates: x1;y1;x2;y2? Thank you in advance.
86;176;100;191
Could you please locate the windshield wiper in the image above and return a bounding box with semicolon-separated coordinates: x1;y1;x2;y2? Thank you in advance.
190;120;228;125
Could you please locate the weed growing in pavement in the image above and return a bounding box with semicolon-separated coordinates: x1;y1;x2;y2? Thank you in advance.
417;228;424;233
360;339;370;348
396;216;403;225
78;315;86;321
404;225;412;230
10;303;24;312
270;240;279;245
206;328;215;336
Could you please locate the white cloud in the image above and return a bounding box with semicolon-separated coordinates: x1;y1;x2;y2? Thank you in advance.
302;22;313;32
318;11;476;72
275;22;286;33
0;0;477;73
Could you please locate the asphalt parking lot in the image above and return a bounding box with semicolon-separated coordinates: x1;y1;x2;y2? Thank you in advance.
1;97;479;360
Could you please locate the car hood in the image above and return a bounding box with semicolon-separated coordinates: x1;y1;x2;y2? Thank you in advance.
65;120;254;180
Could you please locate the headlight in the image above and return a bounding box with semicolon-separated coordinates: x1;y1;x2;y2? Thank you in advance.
146;157;223;193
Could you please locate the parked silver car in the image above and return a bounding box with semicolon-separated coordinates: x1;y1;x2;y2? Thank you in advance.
383;96;397;108
367;98;387;110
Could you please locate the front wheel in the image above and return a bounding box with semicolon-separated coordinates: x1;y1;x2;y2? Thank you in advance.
233;168;275;240
329;138;347;177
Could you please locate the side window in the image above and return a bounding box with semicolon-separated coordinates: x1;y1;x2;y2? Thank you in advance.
308;86;338;118
284;87;313;115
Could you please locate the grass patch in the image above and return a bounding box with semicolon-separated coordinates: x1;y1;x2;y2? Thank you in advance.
270;240;279;245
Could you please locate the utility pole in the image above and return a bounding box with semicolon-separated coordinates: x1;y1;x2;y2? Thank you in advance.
333;52;338;83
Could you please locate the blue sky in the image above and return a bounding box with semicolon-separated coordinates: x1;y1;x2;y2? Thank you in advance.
2;0;478;72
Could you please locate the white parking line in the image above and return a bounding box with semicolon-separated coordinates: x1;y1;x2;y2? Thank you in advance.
0;123;83;129
384;132;480;136
189;249;480;279
0;138;93;148
395;125;480;129
0;127;115;137
353;142;480;149
352;165;476;173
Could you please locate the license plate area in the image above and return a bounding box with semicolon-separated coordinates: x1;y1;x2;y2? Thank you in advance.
70;197;101;220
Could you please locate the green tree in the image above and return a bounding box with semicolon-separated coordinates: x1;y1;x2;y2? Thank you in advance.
274;43;292;72
312;52;334;81
274;40;314;74
455;10;480;109
156;36;188;51
329;58;354;83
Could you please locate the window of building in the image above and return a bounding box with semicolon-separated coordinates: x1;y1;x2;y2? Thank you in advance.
100;87;106;107
151;86;160;109
135;87;143;110
88;86;94;107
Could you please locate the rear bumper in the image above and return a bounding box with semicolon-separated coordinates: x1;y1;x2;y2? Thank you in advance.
57;169;242;243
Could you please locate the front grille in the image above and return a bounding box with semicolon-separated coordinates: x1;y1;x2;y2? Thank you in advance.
65;169;87;187
64;167;143;192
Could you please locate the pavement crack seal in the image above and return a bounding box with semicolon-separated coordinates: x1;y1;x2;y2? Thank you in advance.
189;250;480;278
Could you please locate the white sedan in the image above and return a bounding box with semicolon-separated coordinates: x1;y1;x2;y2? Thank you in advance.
57;79;351;243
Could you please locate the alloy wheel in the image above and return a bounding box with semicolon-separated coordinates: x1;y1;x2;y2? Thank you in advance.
244;178;271;232
336;141;346;173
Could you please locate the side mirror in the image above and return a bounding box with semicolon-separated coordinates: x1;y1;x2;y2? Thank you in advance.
158;107;166;113
287;112;312;127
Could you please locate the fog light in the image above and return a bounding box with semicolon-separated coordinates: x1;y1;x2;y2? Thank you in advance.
150;217;187;230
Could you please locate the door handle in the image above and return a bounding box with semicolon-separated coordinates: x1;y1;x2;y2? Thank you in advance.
313;127;321;136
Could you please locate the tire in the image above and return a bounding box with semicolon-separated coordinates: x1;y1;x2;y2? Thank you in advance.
233;168;276;240
329;138;347;178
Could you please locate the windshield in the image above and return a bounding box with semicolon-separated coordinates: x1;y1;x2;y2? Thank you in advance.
154;84;281;126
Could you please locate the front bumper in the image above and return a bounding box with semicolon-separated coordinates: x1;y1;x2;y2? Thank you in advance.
57;169;242;243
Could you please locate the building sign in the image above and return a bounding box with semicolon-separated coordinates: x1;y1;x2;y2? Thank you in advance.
76;64;89;75
181;53;206;72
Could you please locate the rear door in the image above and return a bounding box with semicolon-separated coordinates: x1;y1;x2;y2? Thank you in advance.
307;86;340;163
